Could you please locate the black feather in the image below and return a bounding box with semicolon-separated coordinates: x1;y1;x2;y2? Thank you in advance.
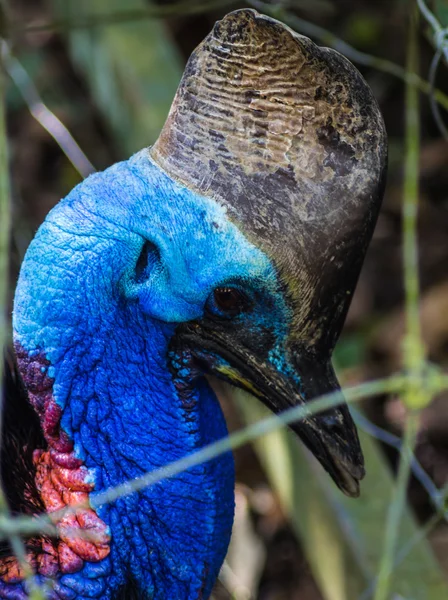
0;358;149;595
113;574;149;600
0;353;46;557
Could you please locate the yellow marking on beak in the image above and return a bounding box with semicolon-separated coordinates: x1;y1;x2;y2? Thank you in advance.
215;365;260;396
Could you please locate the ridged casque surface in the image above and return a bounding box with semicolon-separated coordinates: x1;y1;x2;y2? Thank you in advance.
152;9;387;354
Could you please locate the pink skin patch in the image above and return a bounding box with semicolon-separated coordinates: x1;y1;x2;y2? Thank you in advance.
0;345;110;583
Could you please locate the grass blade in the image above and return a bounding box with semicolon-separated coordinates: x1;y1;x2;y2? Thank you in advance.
235;390;448;600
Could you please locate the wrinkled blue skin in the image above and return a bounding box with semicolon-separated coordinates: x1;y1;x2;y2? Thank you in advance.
10;150;291;599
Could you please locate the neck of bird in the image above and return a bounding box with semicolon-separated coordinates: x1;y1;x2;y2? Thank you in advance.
16;309;234;598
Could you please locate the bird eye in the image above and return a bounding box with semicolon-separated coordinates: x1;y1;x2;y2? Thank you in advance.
206;286;251;318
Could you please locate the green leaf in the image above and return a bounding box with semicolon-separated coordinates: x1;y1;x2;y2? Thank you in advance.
233;387;448;600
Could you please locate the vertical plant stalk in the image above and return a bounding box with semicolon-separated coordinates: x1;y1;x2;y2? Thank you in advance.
0;20;46;600
373;8;424;600
403;11;424;382
2;46;96;178
372;415;419;600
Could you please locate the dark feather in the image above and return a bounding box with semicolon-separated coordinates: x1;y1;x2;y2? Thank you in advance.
1;369;148;595
0;353;46;557
113;574;149;600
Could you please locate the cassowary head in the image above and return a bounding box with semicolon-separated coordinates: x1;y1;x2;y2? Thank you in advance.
8;9;386;599
152;9;387;496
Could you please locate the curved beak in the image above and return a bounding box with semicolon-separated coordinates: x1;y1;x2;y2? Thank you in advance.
173;323;365;498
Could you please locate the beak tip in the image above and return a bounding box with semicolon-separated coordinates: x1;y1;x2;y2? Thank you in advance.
334;461;365;498
340;478;361;498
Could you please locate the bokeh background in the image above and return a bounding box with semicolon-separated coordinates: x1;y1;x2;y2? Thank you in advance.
3;1;448;599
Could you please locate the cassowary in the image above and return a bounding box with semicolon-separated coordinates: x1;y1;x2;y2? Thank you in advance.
0;9;387;600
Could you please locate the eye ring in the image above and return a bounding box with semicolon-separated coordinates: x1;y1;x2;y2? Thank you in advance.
206;286;251;318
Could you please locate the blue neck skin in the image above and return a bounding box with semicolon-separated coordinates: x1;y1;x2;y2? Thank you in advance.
13;150;277;599
55;298;234;598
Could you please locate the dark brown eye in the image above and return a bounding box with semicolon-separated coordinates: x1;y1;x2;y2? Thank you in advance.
207;286;250;317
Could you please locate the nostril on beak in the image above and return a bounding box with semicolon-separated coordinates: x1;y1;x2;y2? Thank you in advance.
319;412;346;437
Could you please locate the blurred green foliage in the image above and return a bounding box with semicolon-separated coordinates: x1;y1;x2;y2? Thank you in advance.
434;0;448;26
52;0;183;155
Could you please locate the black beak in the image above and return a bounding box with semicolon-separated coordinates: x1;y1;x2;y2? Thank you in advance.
172;323;365;498
285;356;365;497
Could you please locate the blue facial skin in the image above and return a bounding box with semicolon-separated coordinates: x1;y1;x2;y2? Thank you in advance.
12;149;291;599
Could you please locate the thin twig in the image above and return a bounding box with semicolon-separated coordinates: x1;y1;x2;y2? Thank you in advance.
248;0;448;113
352;408;441;510
395;503;447;567
88;378;405;508
373;413;420;600
0;375;406;540
402;11;425;392
7;0;448;113
360;485;448;600
8;534;48;599
416;0;448;137
429;46;448;140
416;0;448;62
417;0;443;34
373;10;424;600
1;42;95;178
